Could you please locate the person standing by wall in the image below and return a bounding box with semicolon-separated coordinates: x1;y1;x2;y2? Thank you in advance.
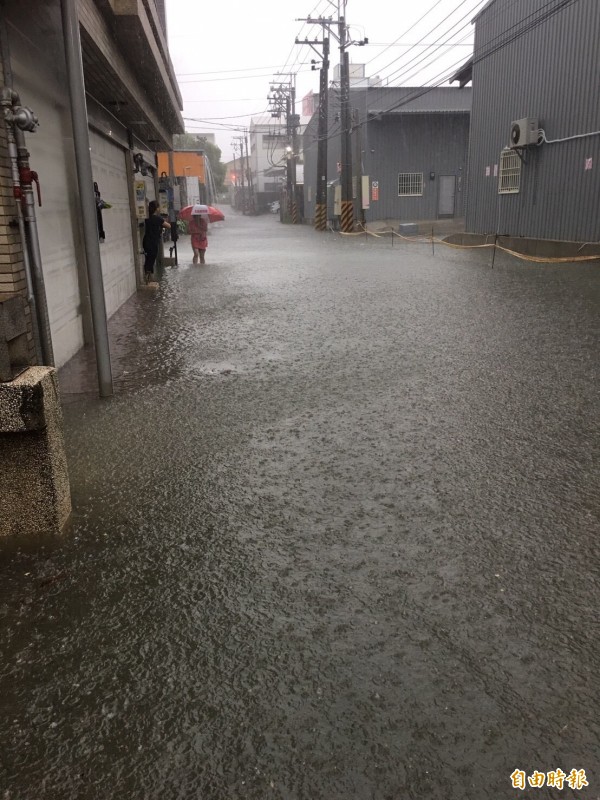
143;200;171;283
189;204;209;265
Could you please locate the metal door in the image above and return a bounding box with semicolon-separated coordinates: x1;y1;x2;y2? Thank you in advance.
89;129;137;318
438;175;456;218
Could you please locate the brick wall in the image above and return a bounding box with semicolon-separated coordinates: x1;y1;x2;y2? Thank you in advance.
0;59;36;361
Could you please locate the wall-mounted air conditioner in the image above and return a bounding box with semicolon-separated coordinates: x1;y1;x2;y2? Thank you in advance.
510;118;539;148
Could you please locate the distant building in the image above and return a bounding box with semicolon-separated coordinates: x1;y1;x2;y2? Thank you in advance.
332;63;382;88
249;115;288;210
459;0;600;243
303;86;471;224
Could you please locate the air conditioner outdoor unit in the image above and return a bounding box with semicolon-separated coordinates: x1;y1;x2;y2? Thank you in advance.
510;117;539;148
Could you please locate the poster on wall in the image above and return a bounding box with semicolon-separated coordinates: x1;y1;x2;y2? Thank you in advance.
158;189;169;215
135;181;146;220
372;180;379;201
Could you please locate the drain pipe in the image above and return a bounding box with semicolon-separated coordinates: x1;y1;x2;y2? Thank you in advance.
60;0;113;398
0;15;46;363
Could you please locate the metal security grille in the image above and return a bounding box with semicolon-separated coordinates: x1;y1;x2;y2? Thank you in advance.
498;149;521;194
398;172;424;196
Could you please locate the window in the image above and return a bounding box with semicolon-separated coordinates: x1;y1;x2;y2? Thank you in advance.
498;149;521;194
398;172;423;196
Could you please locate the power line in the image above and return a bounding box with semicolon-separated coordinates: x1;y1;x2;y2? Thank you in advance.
373;0;480;84
364;0;447;66
377;1;483;86
375;0;580;118
311;0;580;151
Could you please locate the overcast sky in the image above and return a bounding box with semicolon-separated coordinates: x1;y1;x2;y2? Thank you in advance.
166;0;489;162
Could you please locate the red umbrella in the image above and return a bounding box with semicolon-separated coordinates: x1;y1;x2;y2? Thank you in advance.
207;205;225;223
179;204;225;223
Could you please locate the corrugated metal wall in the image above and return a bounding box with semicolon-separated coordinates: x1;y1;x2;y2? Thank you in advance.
303;87;471;223
466;0;600;241
363;114;470;222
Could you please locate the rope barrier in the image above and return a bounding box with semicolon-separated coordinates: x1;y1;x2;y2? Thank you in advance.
334;223;600;264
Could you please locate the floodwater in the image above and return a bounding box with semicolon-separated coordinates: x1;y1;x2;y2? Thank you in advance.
1;214;599;799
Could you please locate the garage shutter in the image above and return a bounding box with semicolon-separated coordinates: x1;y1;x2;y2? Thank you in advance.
89;130;137;319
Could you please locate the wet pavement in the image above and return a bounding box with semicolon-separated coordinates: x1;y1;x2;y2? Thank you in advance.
1;212;599;799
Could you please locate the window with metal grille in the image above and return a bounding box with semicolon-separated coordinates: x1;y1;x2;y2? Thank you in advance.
498;149;521;194
398;172;423;196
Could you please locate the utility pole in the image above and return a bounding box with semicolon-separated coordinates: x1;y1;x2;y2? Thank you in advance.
285;94;293;221
237;136;246;213
290;78;299;224
244;129;255;214
297;5;366;234
316;37;330;231
339;15;353;233
231;140;238;209
318;37;330;231
268;74;297;223
297;32;330;231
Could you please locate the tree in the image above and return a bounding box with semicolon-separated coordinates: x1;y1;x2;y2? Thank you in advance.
172;133;227;193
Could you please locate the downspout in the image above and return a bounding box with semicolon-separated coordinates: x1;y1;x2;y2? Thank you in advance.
0;12;47;364
59;0;113;398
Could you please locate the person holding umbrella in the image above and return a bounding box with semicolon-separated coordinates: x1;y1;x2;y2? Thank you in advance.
189;203;209;265
143;200;170;283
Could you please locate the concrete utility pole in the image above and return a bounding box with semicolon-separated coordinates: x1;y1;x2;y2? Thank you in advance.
316;36;330;231
296;34;330;231
235;136;246;213
290;79;299;224
285;94;293;220
298;4;366;233
268;73;298;223
338;16;353;233
231;141;238;208
244;129;255;214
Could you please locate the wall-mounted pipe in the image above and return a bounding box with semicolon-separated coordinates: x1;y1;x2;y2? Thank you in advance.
2;98;54;365
60;0;113;398
0;14;45;365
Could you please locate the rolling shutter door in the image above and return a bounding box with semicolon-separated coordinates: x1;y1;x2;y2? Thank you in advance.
89;129;136;318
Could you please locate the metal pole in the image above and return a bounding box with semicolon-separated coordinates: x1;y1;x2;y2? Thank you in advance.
60;0;113;397
15;129;54;365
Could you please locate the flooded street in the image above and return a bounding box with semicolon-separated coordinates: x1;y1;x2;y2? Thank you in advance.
1;213;599;799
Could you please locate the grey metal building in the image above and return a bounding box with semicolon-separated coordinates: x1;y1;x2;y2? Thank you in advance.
303;86;471;225
463;0;600;243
